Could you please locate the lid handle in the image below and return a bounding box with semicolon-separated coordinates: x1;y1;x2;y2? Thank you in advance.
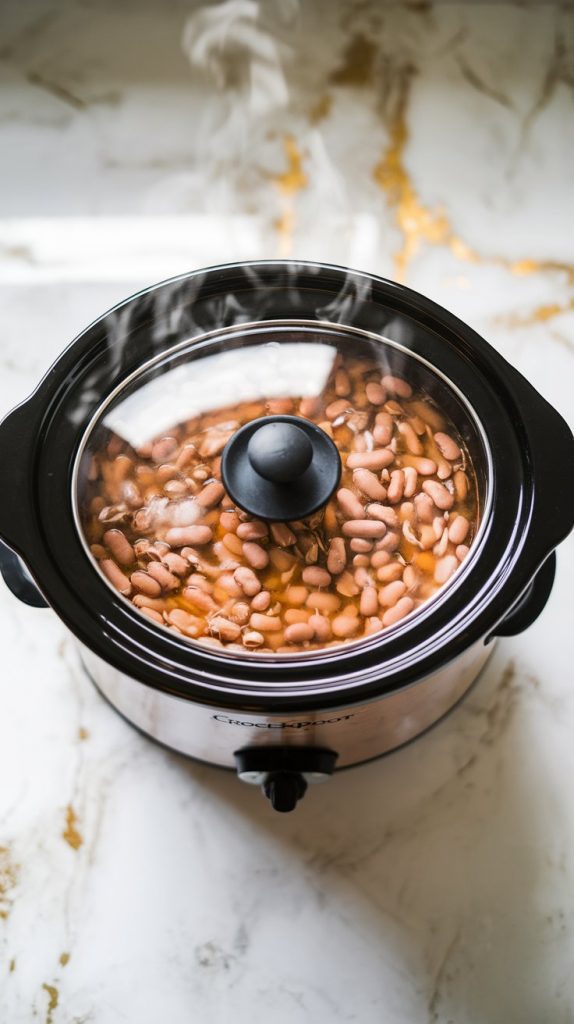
247;421;313;484
221;414;341;522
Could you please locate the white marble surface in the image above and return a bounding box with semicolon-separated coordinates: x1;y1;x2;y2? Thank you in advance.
1;2;574;1022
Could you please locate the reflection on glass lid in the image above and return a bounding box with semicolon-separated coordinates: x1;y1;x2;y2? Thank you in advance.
76;324;481;659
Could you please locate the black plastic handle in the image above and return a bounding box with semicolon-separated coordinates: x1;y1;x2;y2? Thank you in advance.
493;552;556;638
0;540;48;608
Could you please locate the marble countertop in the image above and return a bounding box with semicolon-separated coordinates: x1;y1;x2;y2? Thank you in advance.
1;2;574;1021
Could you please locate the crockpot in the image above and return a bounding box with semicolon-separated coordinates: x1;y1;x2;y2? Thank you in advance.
1;261;572;812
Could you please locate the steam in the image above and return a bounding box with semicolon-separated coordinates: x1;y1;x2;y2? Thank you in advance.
182;0;294;116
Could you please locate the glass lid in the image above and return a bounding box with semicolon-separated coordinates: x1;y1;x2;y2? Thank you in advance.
74;321;487;658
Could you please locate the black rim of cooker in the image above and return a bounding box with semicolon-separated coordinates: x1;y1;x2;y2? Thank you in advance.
0;260;572;713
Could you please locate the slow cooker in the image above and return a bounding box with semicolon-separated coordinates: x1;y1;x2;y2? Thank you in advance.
0;261;572;812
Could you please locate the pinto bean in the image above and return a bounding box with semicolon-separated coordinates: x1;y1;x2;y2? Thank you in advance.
381;374;412;398
284;622;315;643
266;398;294;415
249;613;282;632
251;590;272;612
101;559;132;595
360;586;379;617
366;381;386;405
371;550;391;568
403;466;418;498
284;585;309;606
337;488;365;520
215;573;242;598
147;561;180;592
398;421;423;455
422;479;454;511
352;468;387;501
376;562;404;583
160;552;189;576
163;480;188;498
229;602;251;625
434;554;459;584
354;566;371;588
131;571;162;597
152;436;178;463
209;616;242;642
448;515;470;545
434;432;461;461
299;395;322;417
326;398;352;420
284;608;311;624
366;504;399;529
382;596;414;627
156;463;178;486
165;525;213;547
350;538;373;553
335;368;351;396
175;443;198;471
402;455;437;476
182;587;218;613
454;470;469;501
379;530;400;551
132;594;165;611
236;520;268;540
242;542;269;569
378;580;407;607
332;613;360;638
140;606;165;625
347;449;394;471
327;537;347;575
403;565;419;591
234;566;262;597
307;613;330;642
414;492;435;523
103;529;135;566
387;470;405;505
222;532;244;557
302;565;332;587
196;480;225;509
243;630;265;648
306;592;341;612
342;519;387;539
364;615;383;635
456;544;470;562
373;412;394;446
220;510;240;533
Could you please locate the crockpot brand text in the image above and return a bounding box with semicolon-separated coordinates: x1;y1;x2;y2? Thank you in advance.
212;714;356;728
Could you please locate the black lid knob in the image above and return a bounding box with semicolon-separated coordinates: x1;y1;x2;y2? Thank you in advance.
247;421;313;483
263;771;308;813
221;415;341;522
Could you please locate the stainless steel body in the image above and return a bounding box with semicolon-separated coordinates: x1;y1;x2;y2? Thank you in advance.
80;638;495;768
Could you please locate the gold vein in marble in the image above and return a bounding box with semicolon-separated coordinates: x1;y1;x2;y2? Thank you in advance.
59;952;70;967
373;77;451;281
272;135;308;257
42;983;59;1024
0;844;18;920
62;805;83;851
497;298;574;328
373;78;574;305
